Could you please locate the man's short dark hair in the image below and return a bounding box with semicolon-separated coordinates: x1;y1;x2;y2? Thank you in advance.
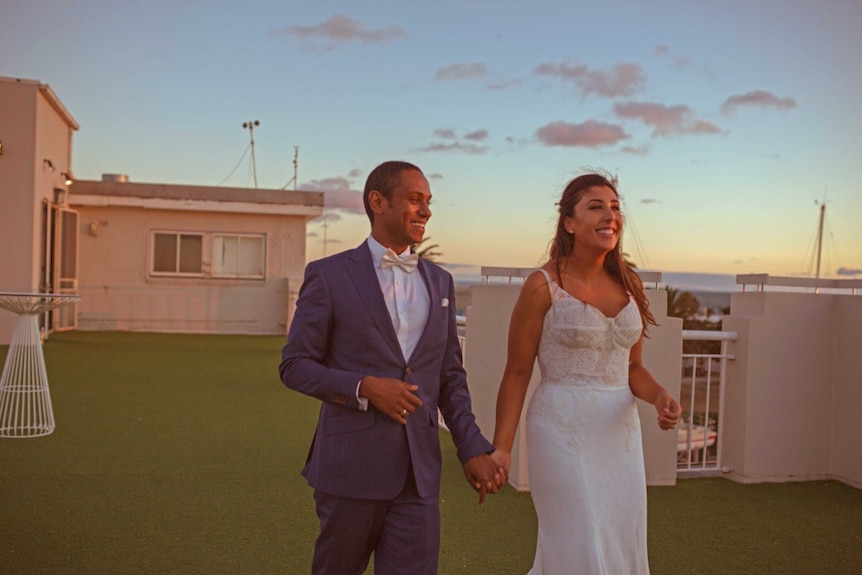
363;161;423;223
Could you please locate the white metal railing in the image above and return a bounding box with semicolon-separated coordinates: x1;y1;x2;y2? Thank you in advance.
737;274;861;295
677;330;737;475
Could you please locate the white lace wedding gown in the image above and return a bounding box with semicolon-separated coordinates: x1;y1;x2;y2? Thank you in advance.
525;270;649;574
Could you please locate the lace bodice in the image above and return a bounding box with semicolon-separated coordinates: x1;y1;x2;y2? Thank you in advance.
537;271;643;389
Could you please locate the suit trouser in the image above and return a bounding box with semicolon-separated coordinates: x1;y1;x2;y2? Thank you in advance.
311;464;440;575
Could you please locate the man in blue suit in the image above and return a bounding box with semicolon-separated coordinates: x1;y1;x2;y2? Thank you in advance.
279;160;505;575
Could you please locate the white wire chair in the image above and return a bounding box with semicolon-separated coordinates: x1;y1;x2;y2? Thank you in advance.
0;292;79;438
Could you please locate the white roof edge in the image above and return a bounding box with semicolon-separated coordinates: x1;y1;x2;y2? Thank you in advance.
1;76;81;130
38;83;79;130
69;194;324;216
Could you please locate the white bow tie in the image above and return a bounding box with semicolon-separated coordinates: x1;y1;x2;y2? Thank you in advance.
380;249;419;273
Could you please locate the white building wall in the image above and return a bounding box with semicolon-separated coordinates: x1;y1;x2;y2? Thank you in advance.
0;78;76;343
73;204;308;335
831;296;862;488
637;290;683;486
724;293;840;483
464;283;535;489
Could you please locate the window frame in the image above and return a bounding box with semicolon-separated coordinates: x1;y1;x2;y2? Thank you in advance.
211;233;266;279
148;230;266;280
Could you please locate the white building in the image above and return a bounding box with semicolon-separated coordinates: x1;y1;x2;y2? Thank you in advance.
0;76;323;343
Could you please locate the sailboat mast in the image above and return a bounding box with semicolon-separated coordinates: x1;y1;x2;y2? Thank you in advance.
815;202;826;279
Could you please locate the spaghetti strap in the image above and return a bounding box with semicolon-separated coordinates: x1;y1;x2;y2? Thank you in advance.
537;268;562;302
538;268;566;300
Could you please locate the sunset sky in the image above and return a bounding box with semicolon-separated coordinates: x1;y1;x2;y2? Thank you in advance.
3;0;860;280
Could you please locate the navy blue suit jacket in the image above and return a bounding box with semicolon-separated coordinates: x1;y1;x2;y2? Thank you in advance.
279;242;493;499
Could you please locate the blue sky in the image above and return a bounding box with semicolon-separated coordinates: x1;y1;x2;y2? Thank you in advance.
3;0;860;279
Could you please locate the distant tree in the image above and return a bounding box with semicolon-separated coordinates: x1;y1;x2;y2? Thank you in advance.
666;287;701;320
666;287;722;355
414;237;442;261
622;252;637;269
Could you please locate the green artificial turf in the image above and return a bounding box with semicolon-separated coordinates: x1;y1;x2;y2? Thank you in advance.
1;332;860;574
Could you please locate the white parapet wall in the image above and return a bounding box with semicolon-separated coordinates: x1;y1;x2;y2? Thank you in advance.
722;288;862;488
464;268;681;490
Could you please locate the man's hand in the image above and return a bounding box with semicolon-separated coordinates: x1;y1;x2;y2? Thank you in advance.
359;375;423;424
462;453;507;505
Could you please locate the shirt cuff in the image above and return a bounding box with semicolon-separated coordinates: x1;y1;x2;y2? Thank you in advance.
356;380;368;411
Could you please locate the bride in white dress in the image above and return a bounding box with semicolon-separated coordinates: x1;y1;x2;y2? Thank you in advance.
492;173;681;575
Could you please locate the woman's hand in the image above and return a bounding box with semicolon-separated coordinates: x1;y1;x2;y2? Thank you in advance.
654;390;681;430
490;448;512;477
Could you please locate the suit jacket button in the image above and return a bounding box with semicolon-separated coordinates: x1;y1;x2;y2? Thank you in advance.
405;367;413;375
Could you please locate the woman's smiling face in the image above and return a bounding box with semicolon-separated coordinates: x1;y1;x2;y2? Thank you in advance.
565;185;622;254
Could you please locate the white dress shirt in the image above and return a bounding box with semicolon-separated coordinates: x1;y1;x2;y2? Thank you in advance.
357;236;431;410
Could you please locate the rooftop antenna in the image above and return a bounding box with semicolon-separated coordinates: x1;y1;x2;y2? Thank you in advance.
242;120;260;188
281;146;299;191
322;211;328;258
292;146;299;191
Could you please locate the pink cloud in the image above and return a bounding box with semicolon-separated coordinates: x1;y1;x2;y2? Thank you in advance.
655;45;699;71
673;55;694;68
301;176;352;193
535;120;629;147
301;176;364;214
533;62;588;80
485;78;524;91
273;14;405;50
464;129;488;141
579;63;646;97
613;101;725;137
533;62;645;98
313;212;343;223
414;142;489;154
721;90;797;115
620;144;650;156
689;119;723;134
419;129;490;153
434;62;487;81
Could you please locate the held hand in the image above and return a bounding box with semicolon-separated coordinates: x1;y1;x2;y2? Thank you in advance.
462;453;505;505
655;390;681;430
359;375;423;424
490;449;512;479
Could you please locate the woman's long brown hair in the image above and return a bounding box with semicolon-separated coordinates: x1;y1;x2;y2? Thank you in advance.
548;173;657;333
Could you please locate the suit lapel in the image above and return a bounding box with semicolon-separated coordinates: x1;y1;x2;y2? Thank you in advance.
409;258;442;363
346;243;404;361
